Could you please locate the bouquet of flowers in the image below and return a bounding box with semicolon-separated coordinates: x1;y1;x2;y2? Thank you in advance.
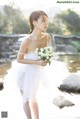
35;46;54;65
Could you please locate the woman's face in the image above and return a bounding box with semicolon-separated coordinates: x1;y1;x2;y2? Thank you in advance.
35;15;49;32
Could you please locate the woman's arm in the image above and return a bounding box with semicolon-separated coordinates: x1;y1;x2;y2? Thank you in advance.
17;38;47;66
17;38;38;64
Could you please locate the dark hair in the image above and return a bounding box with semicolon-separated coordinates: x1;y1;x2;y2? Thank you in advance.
29;10;48;34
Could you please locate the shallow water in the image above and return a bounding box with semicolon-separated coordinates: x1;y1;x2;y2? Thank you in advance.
0;60;80;119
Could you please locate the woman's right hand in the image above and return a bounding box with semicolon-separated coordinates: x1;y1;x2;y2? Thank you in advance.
36;60;48;66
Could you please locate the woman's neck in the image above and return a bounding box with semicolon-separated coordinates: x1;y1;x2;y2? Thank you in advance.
31;29;42;40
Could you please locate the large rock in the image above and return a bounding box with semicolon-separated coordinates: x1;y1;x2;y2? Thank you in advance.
0;82;4;90
58;73;80;93
53;95;75;109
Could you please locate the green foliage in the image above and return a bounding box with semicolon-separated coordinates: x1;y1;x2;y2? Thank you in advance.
47;22;62;34
0;3;30;34
13;19;30;34
0;12;12;33
0;4;80;35
70;41;80;52
56;9;80;35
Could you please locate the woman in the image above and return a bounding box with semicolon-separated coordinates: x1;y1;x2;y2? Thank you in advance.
17;10;51;119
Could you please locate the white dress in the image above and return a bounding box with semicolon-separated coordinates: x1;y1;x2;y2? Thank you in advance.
12;50;68;104
16;52;46;103
3;49;72;119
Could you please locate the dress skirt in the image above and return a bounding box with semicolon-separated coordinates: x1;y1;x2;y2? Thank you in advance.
5;52;68;103
16;52;44;103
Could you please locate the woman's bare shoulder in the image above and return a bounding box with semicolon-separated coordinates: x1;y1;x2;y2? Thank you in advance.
21;34;32;44
42;32;51;39
43;33;51;45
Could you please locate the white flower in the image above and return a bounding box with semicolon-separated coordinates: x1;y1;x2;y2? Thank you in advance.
40;48;44;52
35;46;54;65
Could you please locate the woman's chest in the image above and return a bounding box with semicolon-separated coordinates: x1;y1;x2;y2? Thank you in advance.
30;39;47;49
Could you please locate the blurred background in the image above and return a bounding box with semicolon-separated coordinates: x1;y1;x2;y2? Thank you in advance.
0;0;80;78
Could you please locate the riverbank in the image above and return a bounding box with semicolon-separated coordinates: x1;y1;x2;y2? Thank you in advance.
0;60;80;119
0;62;11;78
0;62;11;90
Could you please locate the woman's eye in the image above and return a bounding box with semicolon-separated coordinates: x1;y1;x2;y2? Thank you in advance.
42;19;45;22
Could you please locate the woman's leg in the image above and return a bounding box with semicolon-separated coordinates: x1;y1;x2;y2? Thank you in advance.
23;101;32;119
20;89;23;95
30;101;39;119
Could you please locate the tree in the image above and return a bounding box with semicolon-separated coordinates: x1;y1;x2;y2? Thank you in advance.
47;22;62;34
57;9;80;35
3;3;30;34
0;12;12;34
